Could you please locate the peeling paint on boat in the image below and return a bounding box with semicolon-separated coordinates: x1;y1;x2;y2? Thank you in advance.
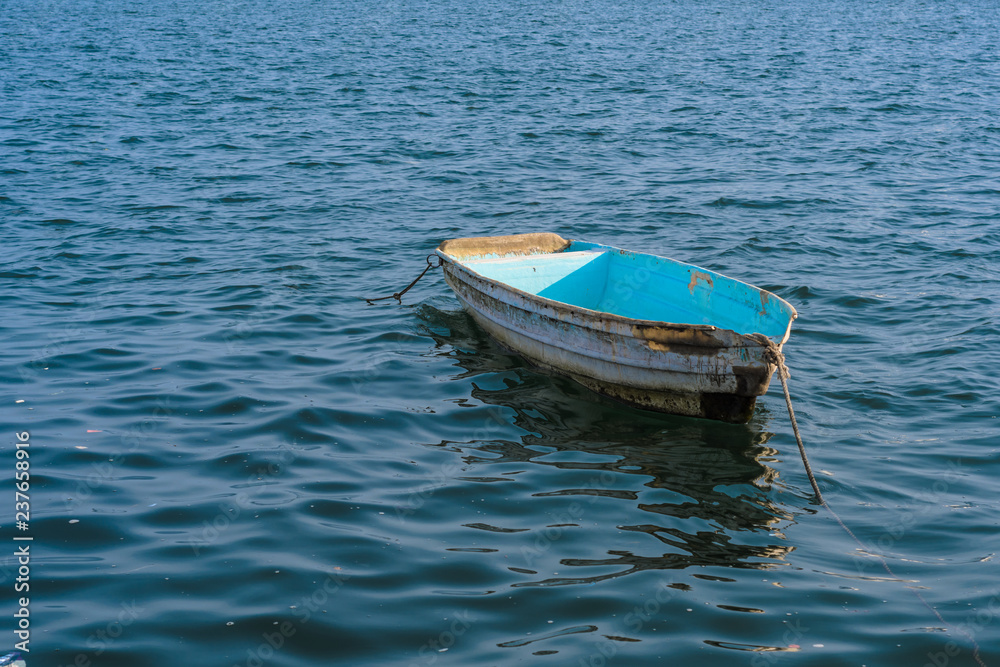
687;271;714;294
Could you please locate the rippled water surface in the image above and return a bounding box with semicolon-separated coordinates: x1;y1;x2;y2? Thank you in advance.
3;0;999;665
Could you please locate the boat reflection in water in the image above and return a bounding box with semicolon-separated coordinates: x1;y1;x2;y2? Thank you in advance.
417;304;795;588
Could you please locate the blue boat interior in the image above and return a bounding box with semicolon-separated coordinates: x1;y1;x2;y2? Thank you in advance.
459;241;795;338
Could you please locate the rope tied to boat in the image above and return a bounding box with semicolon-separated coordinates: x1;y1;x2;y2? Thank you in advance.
747;333;822;504
364;254;443;305
747;332;986;666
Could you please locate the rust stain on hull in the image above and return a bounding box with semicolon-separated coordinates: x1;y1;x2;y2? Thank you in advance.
632;324;725;353
688;271;714;294
759;290;772;317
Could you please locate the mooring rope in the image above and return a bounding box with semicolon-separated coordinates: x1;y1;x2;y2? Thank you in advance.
364;254;443;305
748;333;986;666
747;333;824;503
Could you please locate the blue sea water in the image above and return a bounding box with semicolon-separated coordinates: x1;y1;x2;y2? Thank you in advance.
2;0;999;665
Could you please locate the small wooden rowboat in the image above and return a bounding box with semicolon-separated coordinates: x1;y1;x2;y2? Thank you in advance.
435;233;797;423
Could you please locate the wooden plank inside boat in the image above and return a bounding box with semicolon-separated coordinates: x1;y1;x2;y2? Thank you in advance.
437;232;571;260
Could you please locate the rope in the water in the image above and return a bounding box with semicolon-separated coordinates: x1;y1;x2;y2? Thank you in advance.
364;254;442;304
748;333;825;503
748;333;986;667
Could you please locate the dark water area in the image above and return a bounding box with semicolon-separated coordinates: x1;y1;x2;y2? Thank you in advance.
2;0;999;665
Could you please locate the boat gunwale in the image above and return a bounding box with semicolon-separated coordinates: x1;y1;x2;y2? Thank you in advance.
436;239;797;348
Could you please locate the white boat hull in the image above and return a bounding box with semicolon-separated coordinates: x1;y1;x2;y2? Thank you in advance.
436;233;795;423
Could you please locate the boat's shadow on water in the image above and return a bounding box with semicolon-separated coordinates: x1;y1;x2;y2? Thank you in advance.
416;304;795;584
